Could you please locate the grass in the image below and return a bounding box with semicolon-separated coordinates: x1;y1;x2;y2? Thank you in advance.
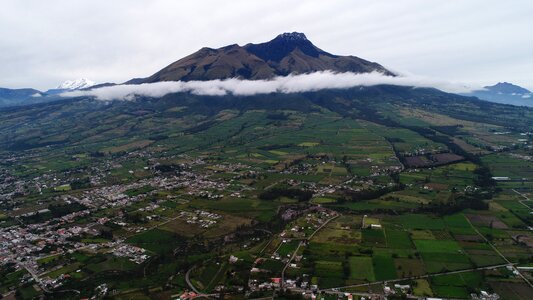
260;259;284;273
348;256;374;281
298;142;320;147
310;197;337;204
410;229;435;240
54;184;71;191
414;240;462;253
385;228;413;249
443;213;471;228
0;269;28;294
86;257;137;273
395;214;446;230
413;279;433;297
4;93;533;296
414;239;472;273
189;197;278;222
372;254;397;280
362;228;386;247
45;262;81;278
315;260;344;277
394;258;426;277
18;285;40;300
277;240;300;257
126;228;185;255
432;285;470;299
37;254;61;265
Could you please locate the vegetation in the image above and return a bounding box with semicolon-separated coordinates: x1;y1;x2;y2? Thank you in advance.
1;86;533;298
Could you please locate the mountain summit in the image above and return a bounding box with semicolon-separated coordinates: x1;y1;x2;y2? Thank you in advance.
464;82;532;107
57;78;96;90
128;32;393;83
484;82;531;95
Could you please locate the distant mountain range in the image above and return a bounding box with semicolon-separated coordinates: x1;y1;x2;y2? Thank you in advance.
0;87;42;107
0;79;96;107
1;33;532;109
127;32;393;84
464;82;532;107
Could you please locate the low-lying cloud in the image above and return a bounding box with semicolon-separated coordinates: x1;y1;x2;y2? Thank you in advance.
61;71;480;101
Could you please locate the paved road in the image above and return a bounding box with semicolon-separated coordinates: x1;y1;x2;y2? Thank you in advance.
185;266;201;294
18;262;50;293
325;263;513;291
184;266;218;299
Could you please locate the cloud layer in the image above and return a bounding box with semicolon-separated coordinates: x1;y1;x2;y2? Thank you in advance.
61;71;479;101
1;0;532;90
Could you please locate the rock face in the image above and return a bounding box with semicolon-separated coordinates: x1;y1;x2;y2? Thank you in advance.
128;32;393;83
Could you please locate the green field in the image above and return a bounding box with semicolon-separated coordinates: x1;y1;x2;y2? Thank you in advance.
348;256;375;281
126;228;185;255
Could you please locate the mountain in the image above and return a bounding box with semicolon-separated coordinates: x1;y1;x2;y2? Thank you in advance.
485;82;531;94
0;79;97;107
46;78;96;95
465;82;532;107
4;33;533;300
57;78;95;90
128;32;393;83
0;87;43;107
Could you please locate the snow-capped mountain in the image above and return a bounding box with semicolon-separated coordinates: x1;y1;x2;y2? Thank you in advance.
56;78;95;90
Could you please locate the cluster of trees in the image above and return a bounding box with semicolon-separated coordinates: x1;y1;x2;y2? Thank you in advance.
49;202;87;218
344;185;402;202
258;187;313;202
154;164;183;173
266;112;289;120
70;177;91;190
473;166;496;188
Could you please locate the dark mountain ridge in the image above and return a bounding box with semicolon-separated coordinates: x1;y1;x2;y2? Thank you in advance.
2;84;533;153
127;32;393;84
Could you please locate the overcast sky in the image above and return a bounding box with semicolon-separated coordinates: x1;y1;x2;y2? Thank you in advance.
1;0;532;91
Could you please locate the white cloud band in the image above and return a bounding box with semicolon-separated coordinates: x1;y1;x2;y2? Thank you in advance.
60;71;479;101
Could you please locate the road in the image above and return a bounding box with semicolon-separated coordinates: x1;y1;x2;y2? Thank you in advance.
185;266;201;294
280;241;304;288
512;189;533;210
307;214;339;241
184;265;218;299
323;263;513;291
281;213;339;288
18;262;50;293
465;213;533;288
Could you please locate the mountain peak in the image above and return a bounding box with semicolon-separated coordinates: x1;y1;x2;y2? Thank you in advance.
57;78;95;90
245;32;328;62
275;32;308;41
485;82;531;95
129;33;394;83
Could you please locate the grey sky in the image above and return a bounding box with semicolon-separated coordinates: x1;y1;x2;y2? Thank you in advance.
1;0;532;91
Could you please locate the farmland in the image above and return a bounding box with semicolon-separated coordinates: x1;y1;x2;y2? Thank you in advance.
1;86;533;299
